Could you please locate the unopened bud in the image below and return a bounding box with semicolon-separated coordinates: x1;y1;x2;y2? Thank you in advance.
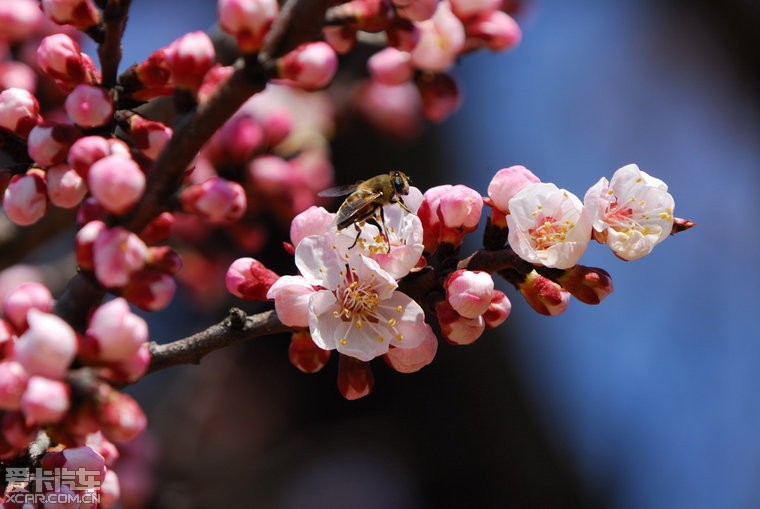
289;330;331;373
337;355;374;400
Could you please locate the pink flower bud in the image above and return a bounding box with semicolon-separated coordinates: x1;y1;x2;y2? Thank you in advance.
556;265;614;305
197;64;234;103
68;135;130;179
0;0;43;42
410;3;465;70
41;0;101;30
436;300;486;345
368;47;413;85
248;154;295;193
417;185;449;253
226;257;280;301
36;33;99;88
75;220;106;271
0;61;38;93
289;206;335;248
2;410;38;449
483;290;511;328
289;330;331;373
180;177;246;223
0;318;15;357
92;227;147;288
0;361;29;410
439;184;482;232
100;469;121;508
277;42;338;91
128;48;173;101
266;275;313;327
139;212;175;245
2;171;47;226
21;376;70;425
86;431;120;466
486;165;540;213
518;271;570;316
146;246;182;275
65;84;113;127
86;298;148;363
394;0;439;21
218;0;278;53
258;108;293;147
0;87;40;137
102;342;150;384
27;123;80;167
205;114;265;167
98;389;146;443
14;309;77;379
384;323;437;373
416;72;460;121
465;10;521;51
165;31;215;91
121;269;176;311
354;81;423;138
46;163;87;208
87;155;146;215
446;269;493;318
2;282;53;332
449;0;500;19
128;115;172;160
41;446;106;483
337;355;374;400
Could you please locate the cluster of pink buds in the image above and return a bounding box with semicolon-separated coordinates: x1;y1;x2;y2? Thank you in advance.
329;0;521;131
0;281;147;505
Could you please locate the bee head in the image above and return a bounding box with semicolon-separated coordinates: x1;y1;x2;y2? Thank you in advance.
390;171;411;195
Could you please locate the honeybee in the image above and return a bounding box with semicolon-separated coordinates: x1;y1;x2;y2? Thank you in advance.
318;171;413;251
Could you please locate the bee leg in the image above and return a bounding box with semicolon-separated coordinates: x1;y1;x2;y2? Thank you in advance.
348;223;362;249
398;197;412;214
379;206;391;253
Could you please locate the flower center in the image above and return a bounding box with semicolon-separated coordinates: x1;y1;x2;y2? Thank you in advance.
336;270;380;323
529;216;573;250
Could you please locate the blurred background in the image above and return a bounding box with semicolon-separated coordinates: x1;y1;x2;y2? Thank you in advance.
11;0;758;507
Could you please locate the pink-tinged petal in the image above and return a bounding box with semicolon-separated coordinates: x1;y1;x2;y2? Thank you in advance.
218;0;279;53
410;3;465;71
20;376;70;425
295;234;343;287
307;289;341;351
2;172;47;226
14;309;77;379
65;84;113;127
385;322;437;373
483;290;511;327
88;155;146;216
445;269;494;318
487;165;540;213
92;227;147;288
87;298;148;363
0;361;29;410
46;163;87;208
436;300;485;345
2;282;53;332
226;257;280;301
267;275;315;327
290;206;335;247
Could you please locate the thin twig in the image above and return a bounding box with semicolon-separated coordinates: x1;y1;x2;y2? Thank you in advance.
147;308;291;373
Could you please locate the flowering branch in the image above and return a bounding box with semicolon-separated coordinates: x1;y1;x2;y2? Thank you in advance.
147;308;289;373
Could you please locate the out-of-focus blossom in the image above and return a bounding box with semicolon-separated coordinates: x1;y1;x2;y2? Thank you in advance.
394;0;439;22
465;10;522;51
92;227;148;288
2;171;47;226
36;33;99;89
14;310;77;379
121;270;176;311
180;177;247;223
289;330;331;373
0;361;28;410
27;123;79;167
65;84;113;128
368;47;414;85
0;61;37;92
416;72;460;121
337;355;374;400
164;31;215;92
277;42;338;91
87;155;146;215
410;3;465;71
86;298;148;363
0;87;40;137
218;0;278;53
2;281;53;332
41;0;101;30
0;0;43;42
46;163;87;208
584;163;674;261
20;376;70;425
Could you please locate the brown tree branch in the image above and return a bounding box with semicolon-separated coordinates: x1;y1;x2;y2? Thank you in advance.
98;0;132;88
147;308;291;373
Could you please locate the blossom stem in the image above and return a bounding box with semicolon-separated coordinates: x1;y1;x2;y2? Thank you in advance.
97;0;132;88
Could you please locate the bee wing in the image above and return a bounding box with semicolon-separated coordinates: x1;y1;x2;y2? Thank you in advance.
318;183;361;197
336;189;383;229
